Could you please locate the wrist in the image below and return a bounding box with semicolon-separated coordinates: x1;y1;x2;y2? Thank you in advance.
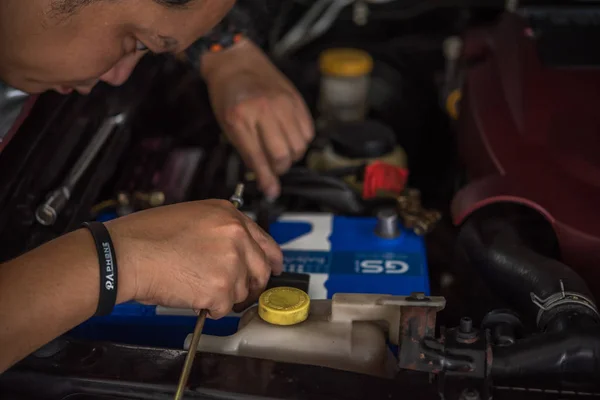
200;37;255;82
103;221;140;304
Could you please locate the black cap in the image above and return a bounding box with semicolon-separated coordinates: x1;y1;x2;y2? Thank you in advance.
329;120;396;159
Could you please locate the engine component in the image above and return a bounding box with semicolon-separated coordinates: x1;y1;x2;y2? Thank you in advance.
280;167;366;214
481;309;523;347
491;326;600;382
67;211;431;344
442;36;463;120
269;213;430;300
272;0;355;59
328;120;397;160
183;293;445;378
374;208;400;239
407;317;600;385
310;120;407;168
380;188;441;235
458;205;600;332
318;48;373;125
258;287;311;326
399;205;600;385
452;12;600;298
306;120;409;200
35;113;126;226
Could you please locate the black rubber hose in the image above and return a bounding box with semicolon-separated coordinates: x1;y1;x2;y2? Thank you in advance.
457;205;598;331
492;327;600;381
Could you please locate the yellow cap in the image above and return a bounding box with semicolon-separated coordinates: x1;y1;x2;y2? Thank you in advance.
258;287;310;326
446;89;462;120
319;48;373;77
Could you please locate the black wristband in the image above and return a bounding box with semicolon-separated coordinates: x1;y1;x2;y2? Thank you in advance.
185;19;246;70
82;222;118;317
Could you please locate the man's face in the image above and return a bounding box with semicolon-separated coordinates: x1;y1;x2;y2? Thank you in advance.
0;0;235;94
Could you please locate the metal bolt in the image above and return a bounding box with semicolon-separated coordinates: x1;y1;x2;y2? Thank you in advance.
397;195;409;211
409;292;426;301
460;317;473;333
414;220;430;236
375;208;401;239
407;202;422;214
229;183;245;208
402;213;419;229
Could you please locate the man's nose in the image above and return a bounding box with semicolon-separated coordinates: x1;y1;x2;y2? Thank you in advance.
99;52;145;87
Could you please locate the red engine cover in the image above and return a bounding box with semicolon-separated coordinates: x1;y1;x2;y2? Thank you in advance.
453;13;600;295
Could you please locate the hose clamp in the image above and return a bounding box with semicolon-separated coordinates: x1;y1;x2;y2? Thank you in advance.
530;280;600;327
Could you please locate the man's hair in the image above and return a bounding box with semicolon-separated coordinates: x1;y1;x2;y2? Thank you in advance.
50;0;194;17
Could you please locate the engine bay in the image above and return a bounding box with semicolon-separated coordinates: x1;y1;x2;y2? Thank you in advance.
2;1;600;399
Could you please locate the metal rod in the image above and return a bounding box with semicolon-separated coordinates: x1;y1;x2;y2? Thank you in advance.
173;309;207;400
35;113;126;226
174;183;245;400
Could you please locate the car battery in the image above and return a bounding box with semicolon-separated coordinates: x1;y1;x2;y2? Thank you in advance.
68;213;429;348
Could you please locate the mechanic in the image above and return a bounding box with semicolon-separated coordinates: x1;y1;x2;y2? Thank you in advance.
0;0;314;373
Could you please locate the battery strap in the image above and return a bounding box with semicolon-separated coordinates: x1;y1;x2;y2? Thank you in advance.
82;222;118;316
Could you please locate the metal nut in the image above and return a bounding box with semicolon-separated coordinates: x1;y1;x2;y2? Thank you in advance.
402;213;419;229
424;210;442;223
406;188;421;202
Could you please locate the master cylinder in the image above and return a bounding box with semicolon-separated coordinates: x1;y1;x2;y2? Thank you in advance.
183;289;445;378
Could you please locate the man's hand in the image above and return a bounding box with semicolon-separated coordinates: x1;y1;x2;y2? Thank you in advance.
107;200;283;319
201;38;315;199
0;200;283;372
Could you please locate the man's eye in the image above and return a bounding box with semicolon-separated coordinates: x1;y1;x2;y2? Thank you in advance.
136;41;149;52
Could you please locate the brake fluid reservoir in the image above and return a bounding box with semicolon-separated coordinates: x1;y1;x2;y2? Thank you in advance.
319;48;373;124
307;120;408;174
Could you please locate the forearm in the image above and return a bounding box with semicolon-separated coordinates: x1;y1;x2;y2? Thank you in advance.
0;227;134;372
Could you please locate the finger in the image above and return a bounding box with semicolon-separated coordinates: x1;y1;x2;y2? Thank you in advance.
233;281;263;313
240;214;283;276
278;105;308;162
241;229;273;290
229;120;280;199
294;96;315;142
205;269;237;319
207;293;234;320
233;274;251;305
257;115;293;175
